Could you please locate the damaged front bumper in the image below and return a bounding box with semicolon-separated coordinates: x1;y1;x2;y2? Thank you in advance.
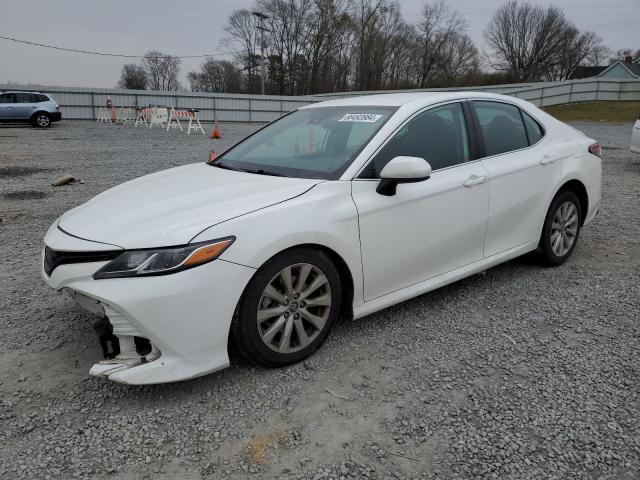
41;226;255;384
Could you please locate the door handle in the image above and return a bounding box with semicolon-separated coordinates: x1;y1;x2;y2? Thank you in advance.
463;175;487;187
540;154;558;165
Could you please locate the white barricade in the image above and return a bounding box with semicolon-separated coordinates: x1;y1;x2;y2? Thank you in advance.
149;107;169;128
96;107;112;123
116;107;135;125
166;107;205;135
134;108;151;127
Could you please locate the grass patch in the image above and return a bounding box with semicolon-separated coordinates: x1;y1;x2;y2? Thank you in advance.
543;101;640;123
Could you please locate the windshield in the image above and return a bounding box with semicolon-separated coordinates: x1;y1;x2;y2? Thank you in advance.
212;106;397;179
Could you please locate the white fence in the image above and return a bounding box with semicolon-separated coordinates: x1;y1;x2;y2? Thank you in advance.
315;79;640;107
2;78;638;123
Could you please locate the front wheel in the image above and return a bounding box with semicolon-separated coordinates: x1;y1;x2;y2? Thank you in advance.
539;190;582;267
232;248;342;367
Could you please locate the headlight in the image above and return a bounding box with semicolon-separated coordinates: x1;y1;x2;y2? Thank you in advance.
93;237;234;279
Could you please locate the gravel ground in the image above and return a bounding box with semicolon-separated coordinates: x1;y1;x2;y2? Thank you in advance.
0;120;638;480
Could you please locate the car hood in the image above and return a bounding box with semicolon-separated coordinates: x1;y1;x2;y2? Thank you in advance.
58;163;320;249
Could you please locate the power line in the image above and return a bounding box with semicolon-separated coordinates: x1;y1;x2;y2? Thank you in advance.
0;35;241;59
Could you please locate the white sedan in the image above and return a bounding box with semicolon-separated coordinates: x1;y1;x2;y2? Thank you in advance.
42;92;602;384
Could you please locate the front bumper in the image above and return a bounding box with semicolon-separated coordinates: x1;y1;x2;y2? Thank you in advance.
42;227;255;384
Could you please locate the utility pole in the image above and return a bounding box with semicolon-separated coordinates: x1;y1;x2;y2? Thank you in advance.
253;11;269;95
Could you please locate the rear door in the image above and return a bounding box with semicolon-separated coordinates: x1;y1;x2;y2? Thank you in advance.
472;100;563;257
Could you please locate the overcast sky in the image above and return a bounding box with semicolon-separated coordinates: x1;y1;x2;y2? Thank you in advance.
0;0;638;88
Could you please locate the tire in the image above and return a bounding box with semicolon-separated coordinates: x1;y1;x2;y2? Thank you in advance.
539;190;582;267
32;112;51;128
232;247;342;367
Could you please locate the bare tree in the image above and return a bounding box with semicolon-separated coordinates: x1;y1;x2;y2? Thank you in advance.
485;1;570;81
612;48;640;64
257;0;314;95
218;0;526;93
118;64;147;90
417;1;467;87
349;0;388;91
486;1;610;80
142;51;181;91
586;42;610;66
440;33;480;85
223;10;261;92
304;0;352;93
544;29;606;80
188;59;243;92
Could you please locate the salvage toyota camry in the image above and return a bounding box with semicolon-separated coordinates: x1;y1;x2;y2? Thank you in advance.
42;92;601;384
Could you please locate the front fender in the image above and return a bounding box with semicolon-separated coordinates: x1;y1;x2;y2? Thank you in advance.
191;181;364;307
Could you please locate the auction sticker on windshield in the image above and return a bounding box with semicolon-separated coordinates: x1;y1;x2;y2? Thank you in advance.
338;113;383;122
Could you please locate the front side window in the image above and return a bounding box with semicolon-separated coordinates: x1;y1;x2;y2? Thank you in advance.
360;102;470;178
473;101;528;156
214;106;396;180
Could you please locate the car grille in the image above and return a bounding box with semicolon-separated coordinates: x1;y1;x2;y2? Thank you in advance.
43;246;121;276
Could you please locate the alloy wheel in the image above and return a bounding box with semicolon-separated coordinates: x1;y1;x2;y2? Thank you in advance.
257;263;332;354
37;115;50;127
550;201;579;257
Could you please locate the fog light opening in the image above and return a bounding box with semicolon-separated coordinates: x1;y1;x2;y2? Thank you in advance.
93;317;120;359
134;336;152;356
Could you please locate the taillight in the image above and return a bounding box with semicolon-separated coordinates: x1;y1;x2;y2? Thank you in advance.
588;143;601;157
55;104;60;111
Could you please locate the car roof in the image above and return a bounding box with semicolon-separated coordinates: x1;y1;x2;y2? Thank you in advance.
0;91;47;94
301;91;522;110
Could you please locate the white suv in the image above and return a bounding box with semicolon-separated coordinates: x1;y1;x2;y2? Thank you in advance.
0;91;61;127
632;116;640;154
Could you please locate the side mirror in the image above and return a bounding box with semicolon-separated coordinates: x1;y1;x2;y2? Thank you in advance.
376;156;432;196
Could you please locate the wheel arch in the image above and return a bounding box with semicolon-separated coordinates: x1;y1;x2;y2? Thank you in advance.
235;243;356;323
302;243;355;321
555;179;589;225
30;110;51;121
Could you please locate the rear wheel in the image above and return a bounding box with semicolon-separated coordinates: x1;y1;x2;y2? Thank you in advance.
32;112;51;128
233;248;342;367
539;190;582;267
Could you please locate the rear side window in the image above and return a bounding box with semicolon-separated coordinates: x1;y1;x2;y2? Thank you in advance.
0;93;13;103
30;94;48;102
521;110;544;144
473;101;528;156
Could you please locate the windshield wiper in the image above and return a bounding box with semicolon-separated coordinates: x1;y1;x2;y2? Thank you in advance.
244;168;286;177
212;161;245;172
212;161;285;177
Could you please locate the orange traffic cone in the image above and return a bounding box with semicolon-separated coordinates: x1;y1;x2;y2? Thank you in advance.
210;120;221;139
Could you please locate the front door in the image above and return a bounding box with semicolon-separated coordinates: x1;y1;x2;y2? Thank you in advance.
351;102;489;301
0;93;16;119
